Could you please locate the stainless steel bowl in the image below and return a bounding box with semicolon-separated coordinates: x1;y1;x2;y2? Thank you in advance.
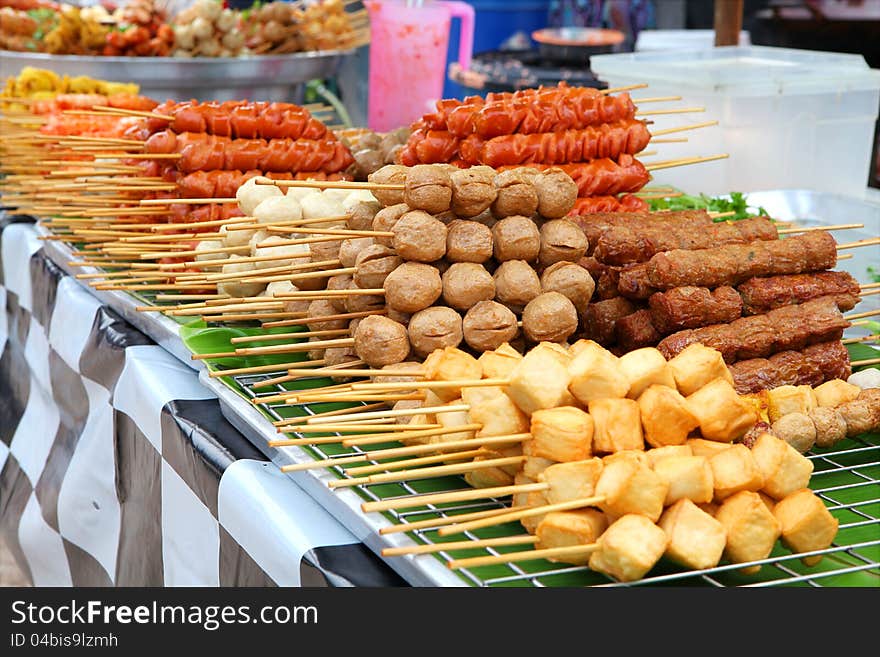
0;48;352;102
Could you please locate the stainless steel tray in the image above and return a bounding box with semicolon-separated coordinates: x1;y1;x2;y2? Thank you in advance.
0;49;351;102
200;371;467;587
37;222;201;371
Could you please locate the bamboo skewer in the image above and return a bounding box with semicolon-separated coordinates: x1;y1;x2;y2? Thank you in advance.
206;359;324;378
383;535;539;557
649;120;719;136
191;336;354;360
837;237;880;251
846;308;880;321
842;334;879;345
139;198;237;205
601;83;649;94
274;433;528;468
328;455;526;489
224;214;351;232
230;328;351;344
777;223;863;235
343;449;489;476
306;403;468;426
361;483;548;513
851;357;880;367
633;95;682;103
338;424;486;447
637;107;705;117
379;505;526;536
255;178;404;191
645;153;729;172
262;309;385;329
438;496;606;536
448;544;598;570
277;423;443;436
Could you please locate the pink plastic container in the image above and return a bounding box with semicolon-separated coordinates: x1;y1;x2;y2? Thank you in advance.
366;0;474;132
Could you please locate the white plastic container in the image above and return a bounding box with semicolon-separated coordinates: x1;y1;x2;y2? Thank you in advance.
591;46;880;196
635;29;750;51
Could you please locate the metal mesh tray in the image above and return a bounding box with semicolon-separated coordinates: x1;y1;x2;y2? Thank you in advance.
206;365;880;588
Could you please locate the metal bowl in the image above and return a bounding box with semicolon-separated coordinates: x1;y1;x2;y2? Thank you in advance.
0;48;352;102
531;27;625;64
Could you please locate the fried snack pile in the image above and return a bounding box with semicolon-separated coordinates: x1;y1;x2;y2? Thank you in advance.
101;0;174;56
42;5;107;54
376;340;878;580
2;66;140;101
244;0;359;54
172;0;245;57
0;5;43;51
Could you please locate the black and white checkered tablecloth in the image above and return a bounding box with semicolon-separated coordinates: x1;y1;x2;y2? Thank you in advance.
0;216;404;587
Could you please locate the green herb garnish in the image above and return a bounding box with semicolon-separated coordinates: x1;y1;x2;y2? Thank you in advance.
649;192;768;221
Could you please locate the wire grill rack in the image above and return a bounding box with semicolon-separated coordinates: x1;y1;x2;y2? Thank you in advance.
228;366;880;588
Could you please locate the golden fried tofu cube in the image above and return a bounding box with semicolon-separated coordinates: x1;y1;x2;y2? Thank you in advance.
521;487;550;534
742;391;771;424
569;339;596;358
589;398;644;454
536;510;608;564
588;514;669;582
687;438;734;458
750;433;814;500
646;444;693;468
603;450;651;469
668;343;733;396
715;490;781;573
638;384;700;448
422;347;483;402
400;413;434;445
567;340;630;404
482;444;525;476
654;455;714;505
478;350;522;379
434;402;476;443
471;392;530;438
774;489;839;566
508;345;573;415
595;458;668;522
659;499;727;571
522;455;557;479
619;347;676;399
513;472;536;509
528;406;593;462
534;341;573;366
767;385;817;423
460;385;504;408
687;378;758;442
812;379;861;409
710;444;764;501
464;460;513;489
539;458;604;504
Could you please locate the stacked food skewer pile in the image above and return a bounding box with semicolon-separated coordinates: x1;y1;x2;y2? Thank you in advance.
396;82;723;215
2;76;879;585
